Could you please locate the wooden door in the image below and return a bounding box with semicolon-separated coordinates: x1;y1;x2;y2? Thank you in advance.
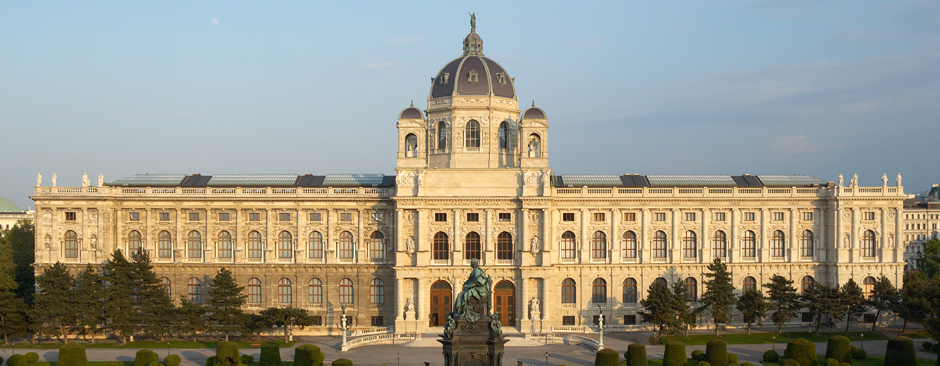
493;280;515;326
430;280;452;326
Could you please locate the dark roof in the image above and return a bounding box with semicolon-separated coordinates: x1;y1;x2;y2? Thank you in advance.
108;174;394;188
553;174;827;188
430;56;515;99
522;107;546;119
399;106;423;120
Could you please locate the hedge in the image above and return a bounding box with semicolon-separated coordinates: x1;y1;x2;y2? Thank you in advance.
164;355;181;366
59;343;88;366
216;342;241;366
784;338;817;366
763;350;780;362
839;363;851;366
692;350;706;362
331;359;353;366
8;354;27;366
884;337;916;366
206;356;218;366
295;344;326;366
663;342;687;366
595;348;620;366
825;358;839;366
728;354;738;364
261;342;282;366
626;343;648;366
240;355;254;365
146;362;163;366
25;352;39;364
743;362;754;366
826;336;852;364
706;339;728;366
851;348;866;360
697;362;711;366
135;350;159;366
783;360;801;366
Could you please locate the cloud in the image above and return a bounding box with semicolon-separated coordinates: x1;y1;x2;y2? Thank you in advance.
210;17;219;26
386;36;420;45
356;62;404;70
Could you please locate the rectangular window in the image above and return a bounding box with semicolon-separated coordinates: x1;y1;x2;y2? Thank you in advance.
592;315;607;326
279;213;291;222
311;316;323;326
684;212;696;221
773;212;785;221
371;212;384;222
562;316;575;326
340;212;353;222
498;212;512;222
713;212;725;221
863;212;875;220
128;212;140;221
435;213;447;222
466;212;479;222
370;316;384;327
64;212;77;221
248;212;261;221
623;212;636;222
562;213;575;222
309;212;322;222
189;212;200;221
218;212;230;222
654;212;666;221
743;212;755;221
802;212;813;221
623;315;637;325
159;212;171;221
593;212;606;222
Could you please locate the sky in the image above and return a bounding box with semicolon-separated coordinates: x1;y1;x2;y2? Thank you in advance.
1;1;938;210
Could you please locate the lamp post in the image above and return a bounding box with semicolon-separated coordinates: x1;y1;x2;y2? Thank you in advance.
545;352;548;366
772;335;776;352
597;305;605;349
861;333;864;351
397;353;400;366
341;303;348;349
167;342;170;358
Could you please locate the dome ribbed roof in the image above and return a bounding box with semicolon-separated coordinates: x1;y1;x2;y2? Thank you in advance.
429;21;515;99
522;106;546;119
399;103;423;119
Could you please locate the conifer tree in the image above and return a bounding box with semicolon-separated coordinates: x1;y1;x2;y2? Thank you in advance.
177;295;207;342
840;278;868;334
73;265;105;343
639;280;683;336
102;250;135;343
130;250;174;340
0;233;28;344
896;271;930;332
802;283;842;334
763;274;800;333
260;307;314;342
206;268;247;341
32;262;76;341
868;275;900;332
698;258;736;335
0;220;36;304
736;288;767;335
673;281;696;336
916;238;940;278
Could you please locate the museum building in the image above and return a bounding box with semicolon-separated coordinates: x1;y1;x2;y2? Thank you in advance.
31;22;909;334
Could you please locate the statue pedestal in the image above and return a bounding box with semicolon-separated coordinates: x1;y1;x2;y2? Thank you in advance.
395;311;420;335
439;317;507;366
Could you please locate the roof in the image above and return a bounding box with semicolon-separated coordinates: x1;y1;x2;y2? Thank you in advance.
430;55;515;99
399;106;423;120
554;174;827;188
108;174;395;188
522;106;546;119
0;197;23;213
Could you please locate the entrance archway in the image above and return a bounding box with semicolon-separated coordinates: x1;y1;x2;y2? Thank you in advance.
493;280;516;326
430;280;452;327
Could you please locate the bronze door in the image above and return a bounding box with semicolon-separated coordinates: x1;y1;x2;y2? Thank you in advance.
430;280;452;326
493;280;515;326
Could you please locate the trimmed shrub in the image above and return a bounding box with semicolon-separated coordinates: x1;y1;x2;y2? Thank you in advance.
850;348;866;360
783;360;801;366
743;362;754;366
59;343;88;366
826;336;852;364
164;355;181;366
8;355;27;366
884;337;916;366
0;356;4;366
240;355;254;365
925;342;934;350
707;339;729;366
260;342;282;366
206;356;218;366
839;363;851;366
697;362;711;366
728;354;738;364
692;350;706;362
825;358;839;366
147;362;164;366
595;348;620;366
784;338;817;366
295;344;326;366
331;360;353;366
135;350;160;366
728;363;739;366
216;342;241;366
763;350;780;363
663;342;687;366
25;352;39;364
626;343;648;366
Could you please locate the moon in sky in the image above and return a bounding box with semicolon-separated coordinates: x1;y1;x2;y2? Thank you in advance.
210;17;219;26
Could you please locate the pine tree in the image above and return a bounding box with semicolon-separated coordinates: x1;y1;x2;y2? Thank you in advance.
698;258;737;335
639;280;684;336
130;250;174;340
206;268;247;341
673;281;696;337
736;288;768;335
802;284;842;334
260;307;314;342
0;233;28;344
0;220;36;304
73;265;105;343
102;250;136;343
177;295;207;342
896;271;931;332
763;274;800;333
916;238;940;278
868;275;900;332
32;262;76;341
840;278;868;334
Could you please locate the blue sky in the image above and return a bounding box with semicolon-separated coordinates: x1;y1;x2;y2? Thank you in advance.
1;1;938;209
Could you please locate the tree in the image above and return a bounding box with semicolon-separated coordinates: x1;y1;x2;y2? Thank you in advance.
672;281;697;337
896;271;931;332
916;238;940;278
0;220;36;304
802;284;842;334
102;250;136;343
260;307;314;342
129;250;174;340
840;279;868;334
763;275;800;333
0;232;27;344
206;268;247;341
73;265;105;343
639;280;684;336
177;295;207;342
736;288;768;335
698;258;737;335
868;275;900;332
242;313;268;343
32;262;76;341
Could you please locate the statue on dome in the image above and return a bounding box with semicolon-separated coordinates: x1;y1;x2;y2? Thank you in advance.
470;12;476;32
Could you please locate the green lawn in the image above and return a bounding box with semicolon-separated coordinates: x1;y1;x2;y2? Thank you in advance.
0;340;299;349
660;332;887;345
761;355;936;366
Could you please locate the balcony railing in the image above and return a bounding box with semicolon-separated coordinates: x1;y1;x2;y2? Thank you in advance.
34;185;394;198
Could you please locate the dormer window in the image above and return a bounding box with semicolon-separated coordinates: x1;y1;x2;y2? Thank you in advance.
468;69;479;83
439;73;450;85
496;73;506;85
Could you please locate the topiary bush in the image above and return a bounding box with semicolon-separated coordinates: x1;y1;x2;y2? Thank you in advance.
595;348;620;366
839;363;851;366
8;354;27;366
164;355;181;366
206;356;218;366
59;343;88;366
295;344;326;366
331;359;353;366
626;343;647;366
728;354;738;364
240;355;254;365
784;338;817;366
884;337;916;366
783;360;801;366
25;352;39;364
925;342;934;350
260;342;281;366
707;339;728;366
135;350;160;366
216;342;241;366
147;362;164;366
826;336;852;365
763;350;779;363
850;348;866;360
692;350;706;362
697;362;711;366
663;342;687;366
825;358;839;366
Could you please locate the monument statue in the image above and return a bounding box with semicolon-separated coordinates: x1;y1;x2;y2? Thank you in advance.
440;258;506;366
451;258;492;319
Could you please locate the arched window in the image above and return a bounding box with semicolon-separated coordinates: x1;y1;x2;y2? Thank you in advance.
339;278;354;305
622;231;637;259
862;230;876;257
369;231;385;260
308;231;323;259
800;230;814;257
158;231;172;259
188;278;202;303
527;133;541;158
654;277;668;286
653;231;667;258
592;278;607;304
863;276;876;298
160;277;171;296
278;278;292;304
771;230;786;258
682;231;697;259
712;230;727;259
371;278;385;304
436;121;447;150
247;231;262;259
277;231;293;259
801;276;815;294
561;278;576;304
187;231;202;258
247;278;261;305
128;230;142;254
308;278;323;304
684;277;697;302
743;276;757;291
623;278;637;303
742;230;756;258
561;231;576;260
64;230;79;258
339;231;354;260
465;120;480;148
433;232;449;260
497;232;513;260
591;231;607;259
405;133;418;157
464;232;481;260
498;121;510;150
217;231;232;258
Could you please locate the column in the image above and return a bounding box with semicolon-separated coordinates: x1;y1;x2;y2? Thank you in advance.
640;208;649;263
730;208;737;263
851;208;859;262
520;208;527;266
702;208;710;263
610;208;617;263
894;208;902;263
579;208;588;262
880;207;887;262
760;208;768;262
789;208;797;262
671;209;679;262
519;275;528;322
540;209;549;265
417;278;427;322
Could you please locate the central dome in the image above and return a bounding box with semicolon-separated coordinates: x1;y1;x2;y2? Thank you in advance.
429;25;516;99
